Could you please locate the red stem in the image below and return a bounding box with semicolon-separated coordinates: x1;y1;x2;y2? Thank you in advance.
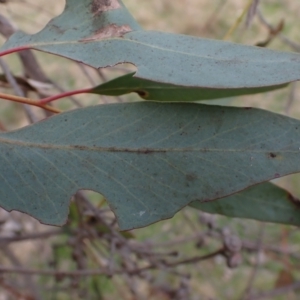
0;46;94;105
0;46;93;105
0;46;30;57
39;87;93;104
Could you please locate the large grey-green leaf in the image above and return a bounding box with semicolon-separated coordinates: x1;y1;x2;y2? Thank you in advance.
190;183;300;226
1;102;300;230
2;0;300;89
91;72;288;101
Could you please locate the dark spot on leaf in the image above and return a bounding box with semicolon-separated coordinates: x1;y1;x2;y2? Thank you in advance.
50;25;65;35
274;173;280;178
73;145;85;150
269;152;276;158
186;173;197;182
137;149;154;154
244;107;252;110
135;90;149;99
287;193;300;208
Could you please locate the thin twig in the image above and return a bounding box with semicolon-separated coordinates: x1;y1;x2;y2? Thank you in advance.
223;0;253;40
0;58;37;122
0;90;61;113
0;229;64;244
246;0;260;28
257;9;300;52
166;248;224;268
0;248;224;277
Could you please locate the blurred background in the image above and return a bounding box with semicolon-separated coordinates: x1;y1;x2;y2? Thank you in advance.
0;1;300;299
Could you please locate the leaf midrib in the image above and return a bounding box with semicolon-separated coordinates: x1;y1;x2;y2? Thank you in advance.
0;138;297;154
22;35;290;65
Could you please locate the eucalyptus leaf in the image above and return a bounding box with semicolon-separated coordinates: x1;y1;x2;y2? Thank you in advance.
91;72;288;101
1;102;300;230
2;0;300;90
190;183;300;226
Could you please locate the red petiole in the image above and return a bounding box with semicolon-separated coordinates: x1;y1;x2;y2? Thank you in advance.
0;46;31;57
39;88;93;105
0;46;95;110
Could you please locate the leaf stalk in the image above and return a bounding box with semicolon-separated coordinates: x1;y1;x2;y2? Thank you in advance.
39;88;92;105
0;93;61;113
0;46;30;57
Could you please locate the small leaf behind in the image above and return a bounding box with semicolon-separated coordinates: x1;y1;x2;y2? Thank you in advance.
91;72;288;101
190;183;300;226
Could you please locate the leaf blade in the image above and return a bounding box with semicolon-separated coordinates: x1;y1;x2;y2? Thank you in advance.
91;72;288;101
2;0;300;89
1;102;300;230
190;183;300;226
